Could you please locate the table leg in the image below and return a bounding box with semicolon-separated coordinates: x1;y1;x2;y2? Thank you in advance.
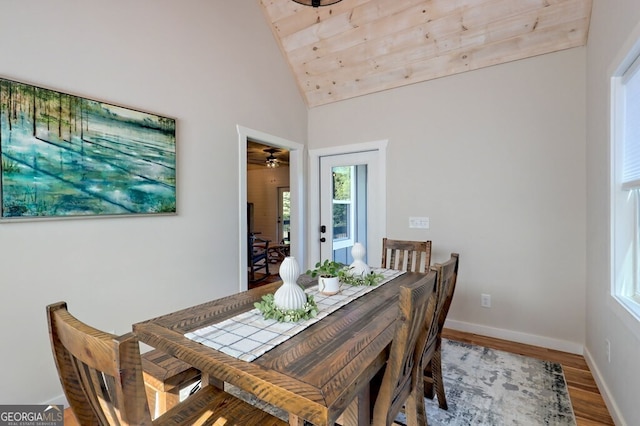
340;384;371;426
155;390;180;417
288;414;305;426
200;372;224;389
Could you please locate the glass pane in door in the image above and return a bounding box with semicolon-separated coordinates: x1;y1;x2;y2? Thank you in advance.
278;187;290;244
331;165;366;263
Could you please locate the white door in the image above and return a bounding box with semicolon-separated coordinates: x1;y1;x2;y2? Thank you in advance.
319;150;383;264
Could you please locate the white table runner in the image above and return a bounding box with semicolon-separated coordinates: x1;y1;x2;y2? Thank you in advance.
185;268;404;362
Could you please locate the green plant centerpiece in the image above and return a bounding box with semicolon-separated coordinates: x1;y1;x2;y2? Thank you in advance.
306;259;385;288
306;259;349;279
340;270;385;287
254;293;318;322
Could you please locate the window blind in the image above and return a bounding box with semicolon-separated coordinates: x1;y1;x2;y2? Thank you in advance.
623;55;640;190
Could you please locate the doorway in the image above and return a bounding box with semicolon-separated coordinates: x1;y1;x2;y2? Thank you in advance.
309;140;387;267
237;125;304;292
246;140;289;245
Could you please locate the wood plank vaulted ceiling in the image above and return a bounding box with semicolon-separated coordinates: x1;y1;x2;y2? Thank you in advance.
259;0;592;107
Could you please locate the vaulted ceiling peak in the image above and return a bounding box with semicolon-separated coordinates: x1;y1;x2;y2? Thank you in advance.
259;0;592;107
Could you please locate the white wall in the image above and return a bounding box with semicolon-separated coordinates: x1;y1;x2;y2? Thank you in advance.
0;1;306;404
586;1;640;424
309;48;587;353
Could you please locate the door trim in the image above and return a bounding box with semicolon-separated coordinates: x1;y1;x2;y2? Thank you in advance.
308;140;387;267
238;125;305;292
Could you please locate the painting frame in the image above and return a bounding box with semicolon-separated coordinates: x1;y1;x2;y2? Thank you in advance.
0;77;177;221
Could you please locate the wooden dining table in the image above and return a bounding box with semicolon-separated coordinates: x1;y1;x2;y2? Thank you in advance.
133;271;429;426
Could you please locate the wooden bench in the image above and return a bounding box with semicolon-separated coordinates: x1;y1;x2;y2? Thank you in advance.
141;349;201;417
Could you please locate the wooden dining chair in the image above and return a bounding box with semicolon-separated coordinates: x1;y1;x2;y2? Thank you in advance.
249;233;271;283
420;253;460;410
47;301;286;426
371;270;438;426
381;238;432;272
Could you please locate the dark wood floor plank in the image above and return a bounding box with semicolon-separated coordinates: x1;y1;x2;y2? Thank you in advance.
563;365;600;393
569;386;615;425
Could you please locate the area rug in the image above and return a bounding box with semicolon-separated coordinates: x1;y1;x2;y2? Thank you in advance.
395;339;576;425
225;338;576;425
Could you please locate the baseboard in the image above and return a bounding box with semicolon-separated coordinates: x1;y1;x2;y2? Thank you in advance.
445;319;584;355
583;347;627;426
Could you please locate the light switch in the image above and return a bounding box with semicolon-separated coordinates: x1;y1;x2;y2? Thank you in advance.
409;217;430;229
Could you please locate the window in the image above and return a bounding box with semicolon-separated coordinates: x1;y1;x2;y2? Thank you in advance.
332;166;355;249
612;48;640;321
278;187;290;243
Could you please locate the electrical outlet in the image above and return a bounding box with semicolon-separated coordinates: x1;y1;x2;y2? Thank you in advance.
481;294;491;308
605;339;611;363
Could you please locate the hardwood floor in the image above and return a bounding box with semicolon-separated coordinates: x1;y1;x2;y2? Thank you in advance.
64;329;615;425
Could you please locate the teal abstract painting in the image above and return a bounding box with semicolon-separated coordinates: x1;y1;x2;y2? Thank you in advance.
0;78;176;219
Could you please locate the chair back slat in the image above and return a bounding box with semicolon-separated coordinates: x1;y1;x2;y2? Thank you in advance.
74;360;122;425
372;270;438;426
381;238;432;272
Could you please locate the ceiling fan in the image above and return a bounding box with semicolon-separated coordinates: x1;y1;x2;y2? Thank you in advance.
264;148;281;168
292;0;342;7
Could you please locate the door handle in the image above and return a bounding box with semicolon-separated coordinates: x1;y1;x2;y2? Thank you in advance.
320;237;326;242
320;225;326;233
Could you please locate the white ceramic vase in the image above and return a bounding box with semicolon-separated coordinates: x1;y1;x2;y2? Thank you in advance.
349;242;371;277
273;257;306;311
